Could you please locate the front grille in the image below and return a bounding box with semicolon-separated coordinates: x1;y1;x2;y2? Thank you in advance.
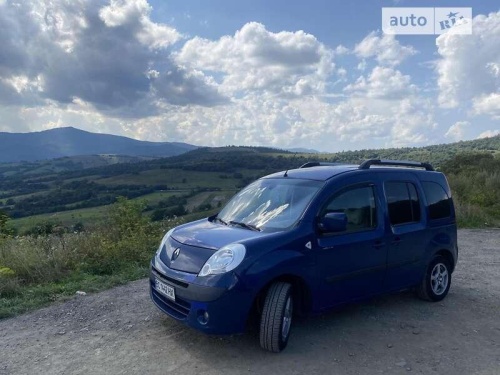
151;266;189;288
151;286;191;319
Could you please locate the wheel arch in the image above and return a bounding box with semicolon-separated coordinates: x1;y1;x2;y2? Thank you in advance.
434;248;456;272
251;274;313;318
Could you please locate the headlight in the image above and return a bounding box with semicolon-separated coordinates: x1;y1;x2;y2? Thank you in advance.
156;228;174;256
199;243;246;277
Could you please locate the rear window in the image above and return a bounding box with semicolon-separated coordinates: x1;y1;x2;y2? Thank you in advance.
384;182;421;225
422;181;452;220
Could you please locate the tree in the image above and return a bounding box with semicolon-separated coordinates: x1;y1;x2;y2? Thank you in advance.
108;196;148;236
0;210;13;238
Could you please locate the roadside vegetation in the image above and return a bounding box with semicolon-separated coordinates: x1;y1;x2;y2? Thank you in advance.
0;198;182;319
440;152;500;227
0;138;499;319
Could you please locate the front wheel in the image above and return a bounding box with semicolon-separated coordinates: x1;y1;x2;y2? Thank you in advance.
259;282;293;353
417;256;452;302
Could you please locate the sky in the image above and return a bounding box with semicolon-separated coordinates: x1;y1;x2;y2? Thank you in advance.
0;0;498;152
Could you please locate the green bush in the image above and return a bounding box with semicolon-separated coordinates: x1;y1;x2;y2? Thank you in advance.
0;197;179;301
0;266;20;298
0;210;14;239
443;152;500;227
0;197;189;317
454;200;492;228
71;197;166;275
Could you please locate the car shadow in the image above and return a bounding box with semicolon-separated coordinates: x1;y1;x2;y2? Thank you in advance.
163;288;457;356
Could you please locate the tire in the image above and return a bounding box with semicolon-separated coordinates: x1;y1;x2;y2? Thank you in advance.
259;282;293;353
417;255;452;302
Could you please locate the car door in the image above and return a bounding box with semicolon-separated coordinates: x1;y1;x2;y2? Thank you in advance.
315;179;387;309
382;174;427;290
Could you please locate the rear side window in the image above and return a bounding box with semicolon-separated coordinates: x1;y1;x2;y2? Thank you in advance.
385;182;421;225
422;181;452;220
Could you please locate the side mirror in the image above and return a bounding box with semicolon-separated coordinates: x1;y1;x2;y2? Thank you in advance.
318;212;347;233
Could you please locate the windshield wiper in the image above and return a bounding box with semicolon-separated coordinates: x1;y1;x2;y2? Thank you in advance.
214;217;228;226
229;221;261;231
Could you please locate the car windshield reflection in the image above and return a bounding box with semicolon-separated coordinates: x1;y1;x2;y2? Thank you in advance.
217;178;323;231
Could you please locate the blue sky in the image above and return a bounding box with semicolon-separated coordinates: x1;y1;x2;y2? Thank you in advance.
0;0;498;151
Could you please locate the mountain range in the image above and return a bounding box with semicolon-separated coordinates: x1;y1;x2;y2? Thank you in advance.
0;127;197;163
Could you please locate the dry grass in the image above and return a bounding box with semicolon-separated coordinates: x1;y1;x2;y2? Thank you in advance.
0;198;184;317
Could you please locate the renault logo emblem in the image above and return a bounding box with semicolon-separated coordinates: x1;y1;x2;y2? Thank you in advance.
171;248;180;261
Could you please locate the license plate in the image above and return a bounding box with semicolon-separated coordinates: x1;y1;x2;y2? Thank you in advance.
155;278;175;301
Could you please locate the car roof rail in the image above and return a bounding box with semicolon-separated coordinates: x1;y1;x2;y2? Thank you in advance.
358;159;435;171
299;162;347;168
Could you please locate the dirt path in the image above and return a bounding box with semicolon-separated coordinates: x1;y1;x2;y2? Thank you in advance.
1;229;499;375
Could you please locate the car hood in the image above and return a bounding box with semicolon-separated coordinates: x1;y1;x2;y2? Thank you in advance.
171;219;264;250
161;219;265;274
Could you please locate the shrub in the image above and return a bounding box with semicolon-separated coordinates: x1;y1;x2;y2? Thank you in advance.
0;197;177;291
0;210;13;238
76;197;162;274
0;235;78;284
443;152;500;227
454;200;493;228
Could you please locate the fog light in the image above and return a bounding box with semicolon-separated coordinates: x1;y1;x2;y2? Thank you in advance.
197;310;209;325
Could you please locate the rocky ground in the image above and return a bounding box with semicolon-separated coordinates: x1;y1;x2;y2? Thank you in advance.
1;229;499;375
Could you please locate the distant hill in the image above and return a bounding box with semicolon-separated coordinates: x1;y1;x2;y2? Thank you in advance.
1;135;499;228
319;135;500;167
0;127;197;163
287;147;320;153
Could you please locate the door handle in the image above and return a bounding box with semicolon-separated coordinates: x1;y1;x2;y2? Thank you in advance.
373;240;385;249
391;237;402;245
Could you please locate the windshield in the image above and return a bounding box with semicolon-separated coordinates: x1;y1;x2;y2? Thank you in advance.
217;178;323;231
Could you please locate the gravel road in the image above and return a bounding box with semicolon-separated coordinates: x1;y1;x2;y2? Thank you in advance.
1;229;499;375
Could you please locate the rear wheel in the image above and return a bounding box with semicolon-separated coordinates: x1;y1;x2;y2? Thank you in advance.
259;282;293;353
417;256;452;302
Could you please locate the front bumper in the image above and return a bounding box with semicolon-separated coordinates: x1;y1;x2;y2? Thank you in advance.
150;258;254;335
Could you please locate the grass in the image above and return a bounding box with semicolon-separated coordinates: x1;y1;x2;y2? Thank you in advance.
12;205;110;233
0;198;180;319
0;193;222;321
138;191;185;205
454;202;500;228
0;267;148;319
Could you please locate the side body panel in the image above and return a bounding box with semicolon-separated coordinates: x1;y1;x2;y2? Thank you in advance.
310;173;388;310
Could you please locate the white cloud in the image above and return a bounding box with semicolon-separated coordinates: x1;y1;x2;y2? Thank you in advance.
99;0;181;49
1;1;495;152
445;121;470;141
3;84;436;151
436;12;500;109
334;45;349;55
472;93;500;119
128;94;307;147
1;74;44;94
477;129;500;139
486;62;500;78
354;31;417;67
357;60;367;71
99;0;147;27
344;66;416;99
0;0;221;116
171;24;433;150
175;22;334;96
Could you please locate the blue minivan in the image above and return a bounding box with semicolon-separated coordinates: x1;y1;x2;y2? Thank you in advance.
150;159;458;352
